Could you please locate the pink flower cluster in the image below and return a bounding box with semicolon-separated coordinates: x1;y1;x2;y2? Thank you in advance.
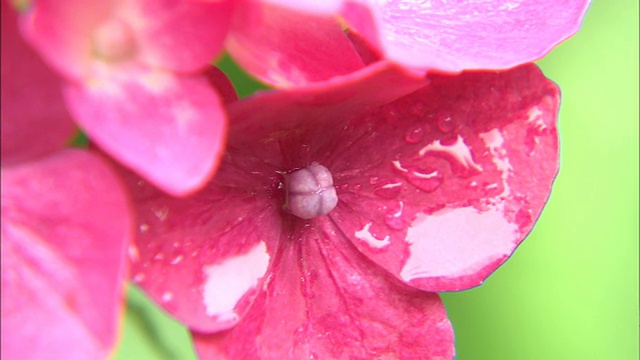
1;0;590;359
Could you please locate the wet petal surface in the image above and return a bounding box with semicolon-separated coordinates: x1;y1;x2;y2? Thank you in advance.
193;219;454;360
227;63;559;291
124;149;282;332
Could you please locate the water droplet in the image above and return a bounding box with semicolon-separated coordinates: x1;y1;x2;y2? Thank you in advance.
133;273;145;283
419;136;482;178
152;205;169;221
402;168;443;193
170;255;183;265
139;223;149;233
436;110;455;133
373;180;403;199
161;292;173;302
369;176;379;185
128;244;139;262
384;215;406;231
153;253;165;261
404;125;425;144
384;202;406;231
172;241;181;248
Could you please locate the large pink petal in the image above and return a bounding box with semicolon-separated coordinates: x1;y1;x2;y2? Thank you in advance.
226;1;365;87
1;150;132;360
122;0;235;73
1;0;76;166
123;152;282;332
228;64;559;291
343;0;591;72
64;67;227;196
193;220;454;359
123;63;425;331
328;65;560;291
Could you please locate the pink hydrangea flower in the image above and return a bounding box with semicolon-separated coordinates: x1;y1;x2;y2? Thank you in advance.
19;0;236;196
124;62;559;358
225;0;591;87
1;4;132;358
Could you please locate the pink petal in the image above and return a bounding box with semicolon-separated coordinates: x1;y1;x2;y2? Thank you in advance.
1;150;132;360
193;220;454;359
123;63;425;331
23;0;233;79
122;0;235;73
226;2;366;87
21;0;112;80
1;0;76;166
228;64;559;291
122;155;282;332
204;66;239;105
343;0;591;72
64;67;227;196
328;65;560;291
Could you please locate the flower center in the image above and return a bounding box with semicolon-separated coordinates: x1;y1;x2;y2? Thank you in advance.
91;18;136;62
284;163;338;220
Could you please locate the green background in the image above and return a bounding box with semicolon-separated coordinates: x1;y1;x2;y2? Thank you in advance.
114;0;639;359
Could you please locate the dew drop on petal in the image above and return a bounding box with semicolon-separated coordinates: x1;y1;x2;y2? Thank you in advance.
404;125;425;144
285;163;338;220
403;169;443;193
133;273;145;283
171;255;184;265
373;180;403;199
436;110;455;133
152;205;169;221
162;292;173;303
419;136;482;178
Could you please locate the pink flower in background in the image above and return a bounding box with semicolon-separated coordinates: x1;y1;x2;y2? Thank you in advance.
124;62;559;358
224;0;591;87
19;0;235;196
1;4;132;358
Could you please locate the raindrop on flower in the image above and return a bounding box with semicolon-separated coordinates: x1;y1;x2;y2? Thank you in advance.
404;125;425;144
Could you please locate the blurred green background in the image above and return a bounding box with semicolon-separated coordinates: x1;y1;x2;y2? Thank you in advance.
113;0;639;359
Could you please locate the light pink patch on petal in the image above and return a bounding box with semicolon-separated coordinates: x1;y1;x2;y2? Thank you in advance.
1;150;132;360
64;68;227;196
262;0;342;14
226;1;365;87
193;220;454;359
343;0;591;72
122;152;282;332
1;1;76;166
121;0;235;73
